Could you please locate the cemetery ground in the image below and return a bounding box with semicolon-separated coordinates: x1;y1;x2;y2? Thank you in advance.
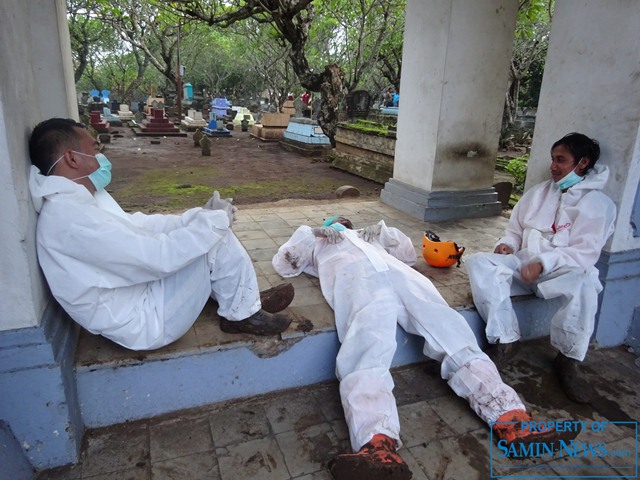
104;127;384;213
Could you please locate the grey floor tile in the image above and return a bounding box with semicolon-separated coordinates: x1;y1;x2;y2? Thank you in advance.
149;417;213;462
393;361;451;405
428;395;487;436
276;423;339;477
83;467;149;480
398;401;455;448
408;428;493;480
80;422;149;478
264;392;326;435
150;451;219;480
208;403;271;448
216;437;289;480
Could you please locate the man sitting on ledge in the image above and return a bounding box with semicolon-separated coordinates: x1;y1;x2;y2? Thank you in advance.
28;117;294;350
465;132;616;404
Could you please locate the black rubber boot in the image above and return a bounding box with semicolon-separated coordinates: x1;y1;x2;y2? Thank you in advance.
259;283;295;313
219;310;292;336
553;352;594;403
486;341;520;368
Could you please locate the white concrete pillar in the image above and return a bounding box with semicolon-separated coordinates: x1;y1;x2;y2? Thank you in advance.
382;0;518;221
525;0;640;350
0;0;82;469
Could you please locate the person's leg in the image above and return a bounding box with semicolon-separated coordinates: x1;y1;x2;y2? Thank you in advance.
207;230;292;335
465;252;529;344
333;268;401;452
395;267;580;448
535;267;602;402
330;268;411;480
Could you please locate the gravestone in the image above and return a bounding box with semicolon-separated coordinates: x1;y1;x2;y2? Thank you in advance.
311;98;321;119
293;98;304;118
346;90;371;119
200;135;211;156
193;129;204;147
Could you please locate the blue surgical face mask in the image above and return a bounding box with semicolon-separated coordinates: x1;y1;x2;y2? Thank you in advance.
69;151;112;190
555;167;584;191
329;223;346;232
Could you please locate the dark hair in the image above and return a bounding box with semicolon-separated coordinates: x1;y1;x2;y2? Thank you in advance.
29;118;85;175
551;132;600;173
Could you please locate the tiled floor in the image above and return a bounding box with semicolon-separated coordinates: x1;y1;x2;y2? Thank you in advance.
37;340;639;479
37;199;640;479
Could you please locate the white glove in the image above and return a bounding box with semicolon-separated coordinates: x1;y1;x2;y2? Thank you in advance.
358;224;382;243
312;226;344;244
204;190;237;225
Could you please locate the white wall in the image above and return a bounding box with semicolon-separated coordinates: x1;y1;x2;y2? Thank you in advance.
0;0;77;331
526;0;640;254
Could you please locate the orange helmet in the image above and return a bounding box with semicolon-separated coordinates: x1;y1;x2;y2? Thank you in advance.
422;230;465;268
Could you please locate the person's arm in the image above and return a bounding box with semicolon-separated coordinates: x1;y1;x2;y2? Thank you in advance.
495;191;528;254
272;226;318;277
359;220;417;265
533;193;616;274
48;206;229;285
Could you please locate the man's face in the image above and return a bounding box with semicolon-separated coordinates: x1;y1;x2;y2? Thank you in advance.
332;217;353;229
550;144;584;182
70;127;101;181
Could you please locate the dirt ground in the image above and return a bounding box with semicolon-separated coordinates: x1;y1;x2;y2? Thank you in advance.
103;126;383;214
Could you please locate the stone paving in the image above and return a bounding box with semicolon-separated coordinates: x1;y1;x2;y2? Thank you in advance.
36;199;640;479
37;340;639;480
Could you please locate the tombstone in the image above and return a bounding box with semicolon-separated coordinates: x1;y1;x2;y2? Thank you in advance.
200;135;211;156
110;101;120;114
90;89;100;99
134;111;145;123
80;92;90;105
192;129;204;147
293;98;304;118
493;182;513;208
101;89;110;103
311;98;321;119
346;90;371;119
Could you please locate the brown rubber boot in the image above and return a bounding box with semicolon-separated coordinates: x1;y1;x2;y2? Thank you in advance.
493;409;581;455
259;283;295;313
553;352;594;403
486;341;519;368
219;310;292;336
328;434;412;480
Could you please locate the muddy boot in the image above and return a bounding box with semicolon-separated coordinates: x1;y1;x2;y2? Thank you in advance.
259;283;295;313
328;434;412;480
493;409;581;454
553;352;594;403
219;310;292;336
486;341;519;368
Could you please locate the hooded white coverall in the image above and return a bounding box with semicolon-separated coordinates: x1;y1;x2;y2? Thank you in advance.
272;221;525;452
29;166;260;350
465;165;616;361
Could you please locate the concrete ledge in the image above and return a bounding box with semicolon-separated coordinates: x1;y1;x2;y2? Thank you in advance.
74;295;554;429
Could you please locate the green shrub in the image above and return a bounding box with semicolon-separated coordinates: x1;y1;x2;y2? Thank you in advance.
505;154;528;192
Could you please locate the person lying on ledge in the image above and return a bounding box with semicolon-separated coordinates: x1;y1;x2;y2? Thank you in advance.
273;216;578;480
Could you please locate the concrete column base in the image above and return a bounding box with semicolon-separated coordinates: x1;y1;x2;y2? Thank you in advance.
0;302;82;469
380;178;502;222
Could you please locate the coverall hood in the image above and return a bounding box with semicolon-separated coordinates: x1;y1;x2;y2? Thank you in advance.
29;165;96;213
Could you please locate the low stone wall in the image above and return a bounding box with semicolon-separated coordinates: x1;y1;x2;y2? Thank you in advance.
330;125;395;184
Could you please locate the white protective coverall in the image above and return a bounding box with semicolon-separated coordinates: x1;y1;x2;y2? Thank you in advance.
29;166;260;350
272;221;525;452
465;164;616;361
